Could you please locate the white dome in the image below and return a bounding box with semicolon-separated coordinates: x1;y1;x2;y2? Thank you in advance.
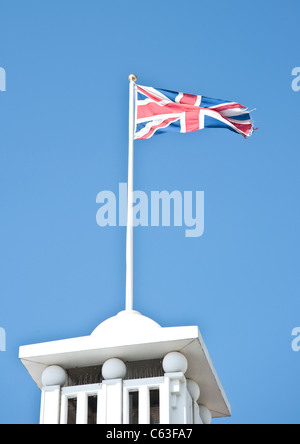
91;310;161;339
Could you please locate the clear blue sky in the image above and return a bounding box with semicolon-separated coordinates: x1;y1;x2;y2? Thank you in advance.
0;0;299;424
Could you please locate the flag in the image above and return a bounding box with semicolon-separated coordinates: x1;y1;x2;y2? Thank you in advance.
135;84;254;140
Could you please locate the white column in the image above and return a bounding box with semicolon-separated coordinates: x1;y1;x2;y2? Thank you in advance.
99;379;123;424
139;386;150;424
162;352;189;424
159;378;170;424
164;372;188;424
76;392;88;425
99;358;127;424
40;386;61;425
40;365;67;425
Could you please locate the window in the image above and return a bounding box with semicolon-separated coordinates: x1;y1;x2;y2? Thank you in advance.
150;389;160;424
129;391;139;424
124;378;163;425
88;395;98;425
61;384;101;424
67;398;77;425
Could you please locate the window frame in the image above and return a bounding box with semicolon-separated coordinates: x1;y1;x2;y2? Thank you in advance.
60;384;102;424
123;377;164;425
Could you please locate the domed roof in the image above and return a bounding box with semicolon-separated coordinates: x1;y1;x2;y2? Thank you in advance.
91;310;161;339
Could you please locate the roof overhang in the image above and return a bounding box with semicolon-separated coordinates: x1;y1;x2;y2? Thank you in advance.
19;325;231;418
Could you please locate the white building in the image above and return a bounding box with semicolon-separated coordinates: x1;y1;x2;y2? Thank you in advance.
19;309;231;424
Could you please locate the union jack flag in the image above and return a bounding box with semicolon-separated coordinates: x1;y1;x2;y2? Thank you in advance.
135;85;254;140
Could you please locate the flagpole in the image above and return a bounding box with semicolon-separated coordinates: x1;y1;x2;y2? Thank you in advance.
126;74;137;311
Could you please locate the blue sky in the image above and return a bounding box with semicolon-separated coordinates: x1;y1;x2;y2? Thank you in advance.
0;0;299;424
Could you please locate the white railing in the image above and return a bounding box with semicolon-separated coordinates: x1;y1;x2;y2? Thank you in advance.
42;373;201;424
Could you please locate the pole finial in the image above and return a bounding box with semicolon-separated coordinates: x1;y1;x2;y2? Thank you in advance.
128;73;138;82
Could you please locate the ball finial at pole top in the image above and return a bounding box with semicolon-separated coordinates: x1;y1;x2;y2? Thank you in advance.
128;73;138;82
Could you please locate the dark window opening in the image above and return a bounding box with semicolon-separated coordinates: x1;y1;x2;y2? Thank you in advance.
129;391;139;424
67;398;77;424
150;389;160;424
88;395;98;425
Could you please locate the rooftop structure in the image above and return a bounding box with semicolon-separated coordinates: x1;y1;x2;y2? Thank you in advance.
19;310;231;424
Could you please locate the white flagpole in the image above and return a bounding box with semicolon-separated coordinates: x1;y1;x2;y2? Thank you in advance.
126;74;137;311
